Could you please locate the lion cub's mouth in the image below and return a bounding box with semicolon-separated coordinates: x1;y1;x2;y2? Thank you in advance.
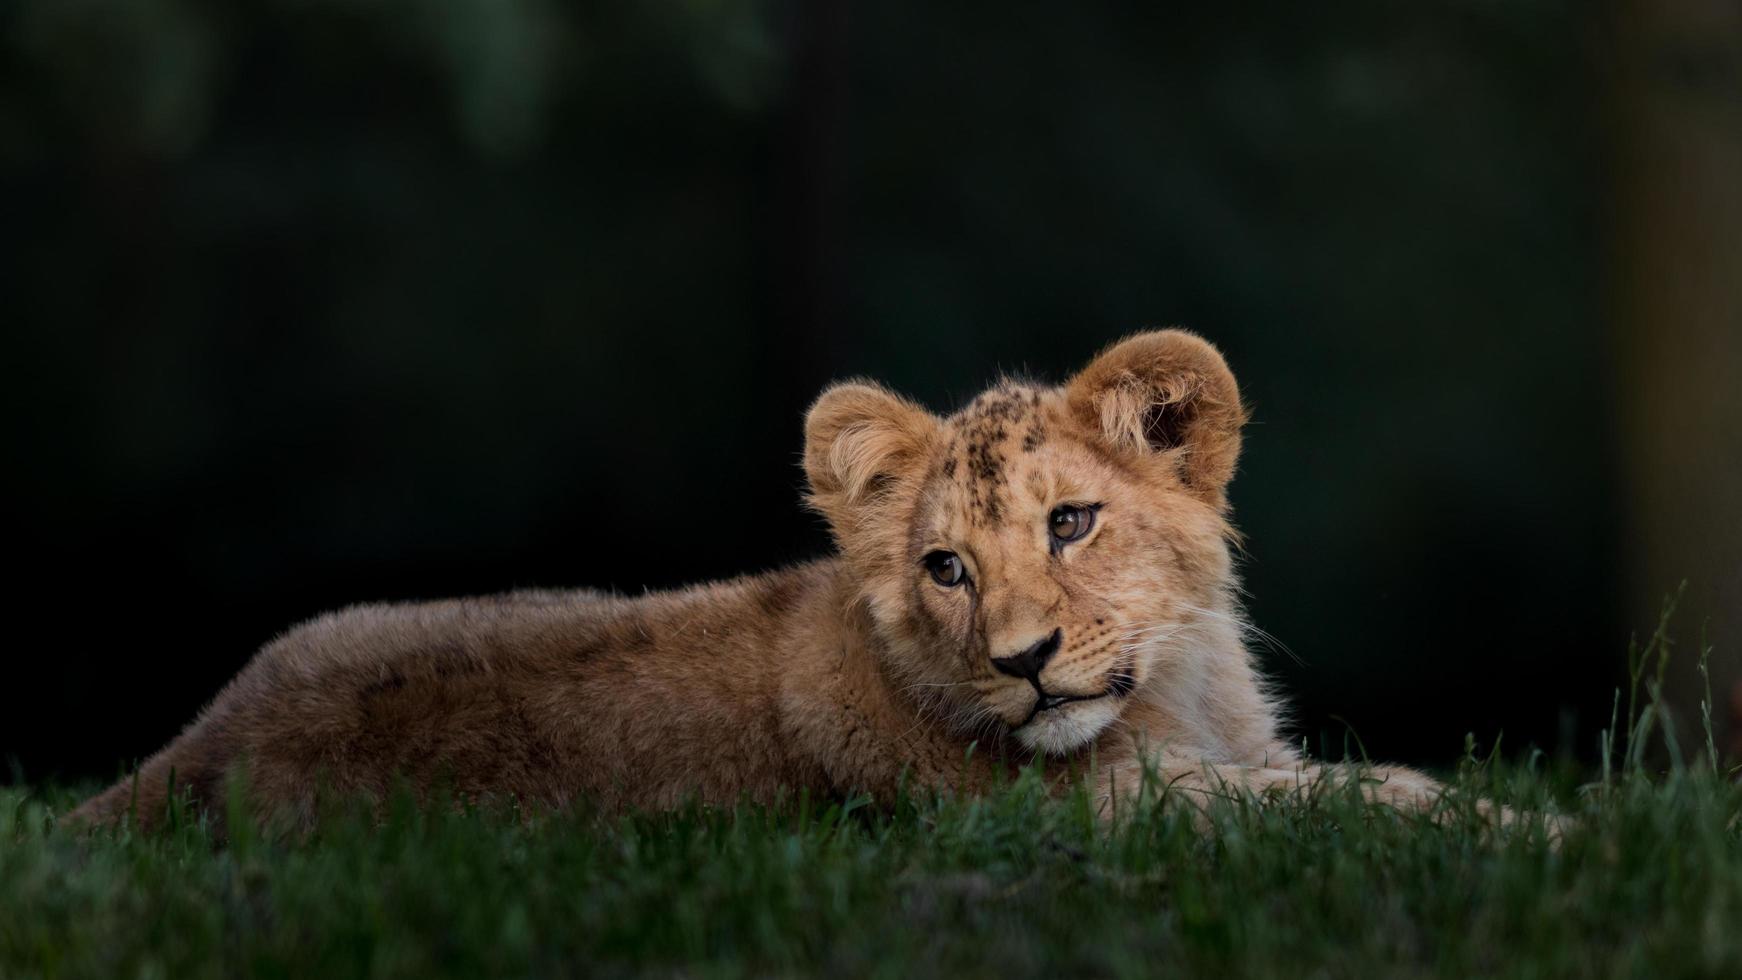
1014;666;1136;730
1019;690;1109;728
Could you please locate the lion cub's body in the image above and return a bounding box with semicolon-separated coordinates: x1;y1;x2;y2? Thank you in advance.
77;566;879;826
74;331;1441;831
73;561;1292;829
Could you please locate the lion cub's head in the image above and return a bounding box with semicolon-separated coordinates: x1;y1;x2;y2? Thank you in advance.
804;330;1248;756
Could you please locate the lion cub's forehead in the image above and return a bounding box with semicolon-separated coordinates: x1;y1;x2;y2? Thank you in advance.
933;383;1063;528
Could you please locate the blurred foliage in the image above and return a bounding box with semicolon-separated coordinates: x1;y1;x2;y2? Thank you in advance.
2;1;1639;778
5;0;781;159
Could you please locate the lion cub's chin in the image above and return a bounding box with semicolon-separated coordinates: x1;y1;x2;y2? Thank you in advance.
1013;698;1123;756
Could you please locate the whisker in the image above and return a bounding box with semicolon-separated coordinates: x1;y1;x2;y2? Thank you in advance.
1176;603;1303;665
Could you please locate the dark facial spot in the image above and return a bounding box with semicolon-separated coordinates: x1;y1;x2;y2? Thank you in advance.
965;435;1006;522
950;387;1054;526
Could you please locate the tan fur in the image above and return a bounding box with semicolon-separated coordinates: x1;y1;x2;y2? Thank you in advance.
71;330;1448;832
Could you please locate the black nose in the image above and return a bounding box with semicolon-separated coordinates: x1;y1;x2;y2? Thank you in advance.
991;628;1062;683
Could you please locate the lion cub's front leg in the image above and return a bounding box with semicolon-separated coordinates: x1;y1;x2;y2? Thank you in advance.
1089;749;1448;823
1087;751;1555;840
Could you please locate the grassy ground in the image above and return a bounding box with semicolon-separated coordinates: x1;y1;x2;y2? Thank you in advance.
3;758;1739;979
5;609;1737;978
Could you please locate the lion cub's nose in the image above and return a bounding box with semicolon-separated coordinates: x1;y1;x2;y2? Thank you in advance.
991;628;1062;683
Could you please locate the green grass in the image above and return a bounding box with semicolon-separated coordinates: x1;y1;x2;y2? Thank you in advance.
5;597;1737;979
3;759;1739;979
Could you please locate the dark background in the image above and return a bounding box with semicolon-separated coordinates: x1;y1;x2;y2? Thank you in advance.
5;1;1738;783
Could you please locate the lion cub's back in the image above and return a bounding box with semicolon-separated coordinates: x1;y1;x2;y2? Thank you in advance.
235;587;622;790
262;586;615;690
72;587;623;829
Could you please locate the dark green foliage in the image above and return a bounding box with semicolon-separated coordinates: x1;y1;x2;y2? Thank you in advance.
5;0;1625;781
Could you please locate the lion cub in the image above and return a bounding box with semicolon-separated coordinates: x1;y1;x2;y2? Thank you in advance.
73;330;1444;831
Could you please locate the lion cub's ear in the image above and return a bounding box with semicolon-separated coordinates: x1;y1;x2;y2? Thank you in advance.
1065;329;1247;505
804;381;940;527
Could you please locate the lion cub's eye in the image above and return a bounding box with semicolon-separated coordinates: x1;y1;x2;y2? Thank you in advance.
1049;504;1096;544
922;551;967;587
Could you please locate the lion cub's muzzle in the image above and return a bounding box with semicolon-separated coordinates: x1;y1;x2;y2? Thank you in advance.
991;627;1130;727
